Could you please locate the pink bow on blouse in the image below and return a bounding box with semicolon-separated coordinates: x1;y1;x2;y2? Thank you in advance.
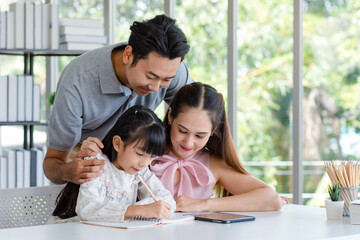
150;151;215;199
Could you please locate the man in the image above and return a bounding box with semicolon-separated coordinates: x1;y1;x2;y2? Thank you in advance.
44;14;192;185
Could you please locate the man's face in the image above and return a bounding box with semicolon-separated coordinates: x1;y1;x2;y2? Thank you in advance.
124;50;181;96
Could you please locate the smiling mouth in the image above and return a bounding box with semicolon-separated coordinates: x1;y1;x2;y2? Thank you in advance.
180;145;192;151
140;87;151;94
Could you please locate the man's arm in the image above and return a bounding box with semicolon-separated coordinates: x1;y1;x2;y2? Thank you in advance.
43;146;106;185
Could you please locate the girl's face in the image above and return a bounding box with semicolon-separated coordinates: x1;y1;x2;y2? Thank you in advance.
113;136;156;174
169;107;213;159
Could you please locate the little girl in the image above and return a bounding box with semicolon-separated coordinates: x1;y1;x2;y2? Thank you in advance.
50;105;175;223
150;82;287;212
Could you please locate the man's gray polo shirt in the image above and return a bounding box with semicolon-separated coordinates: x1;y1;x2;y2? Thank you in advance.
48;42;193;151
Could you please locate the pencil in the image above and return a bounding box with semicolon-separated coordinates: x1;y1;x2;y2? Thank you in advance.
138;175;158;201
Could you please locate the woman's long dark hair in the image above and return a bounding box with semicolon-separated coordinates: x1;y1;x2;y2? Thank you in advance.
163;82;248;197
52;105;165;219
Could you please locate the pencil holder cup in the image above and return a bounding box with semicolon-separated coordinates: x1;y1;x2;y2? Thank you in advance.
339;187;359;216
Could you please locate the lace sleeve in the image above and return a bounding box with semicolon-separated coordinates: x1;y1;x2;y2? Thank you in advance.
136;168;176;212
75;171;130;222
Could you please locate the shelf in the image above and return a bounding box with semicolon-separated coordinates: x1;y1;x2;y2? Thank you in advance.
0;122;48;126
0;49;85;56
1;49;83;150
0;122;47;149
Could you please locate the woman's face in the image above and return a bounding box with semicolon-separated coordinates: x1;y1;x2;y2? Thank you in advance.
169;108;213;159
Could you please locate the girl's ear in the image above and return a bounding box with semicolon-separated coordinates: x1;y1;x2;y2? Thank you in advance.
112;135;123;152
123;45;133;65
167;107;173;125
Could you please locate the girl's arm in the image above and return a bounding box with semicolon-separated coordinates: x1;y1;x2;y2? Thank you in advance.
176;156;283;212
75;175;131;222
76;173;173;222
126;169;176;219
136;168;176;212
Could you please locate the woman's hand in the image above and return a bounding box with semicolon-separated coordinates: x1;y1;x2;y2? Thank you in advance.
175;196;207;212
281;196;290;205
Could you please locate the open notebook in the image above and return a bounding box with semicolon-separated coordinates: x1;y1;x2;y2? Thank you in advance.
80;213;194;229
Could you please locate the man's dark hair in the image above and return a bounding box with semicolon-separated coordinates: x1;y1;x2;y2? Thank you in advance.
128;14;190;66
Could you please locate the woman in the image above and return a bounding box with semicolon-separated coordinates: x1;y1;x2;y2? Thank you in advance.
150;82;287;212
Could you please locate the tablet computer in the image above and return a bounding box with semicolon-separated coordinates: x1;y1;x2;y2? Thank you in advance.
194;212;255;224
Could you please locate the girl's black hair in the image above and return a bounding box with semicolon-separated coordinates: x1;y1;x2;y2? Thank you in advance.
52;105;165;219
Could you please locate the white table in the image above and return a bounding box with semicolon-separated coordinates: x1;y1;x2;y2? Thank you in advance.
1;204;360;240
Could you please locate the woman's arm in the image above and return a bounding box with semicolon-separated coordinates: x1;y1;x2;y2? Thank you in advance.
176;156;283;212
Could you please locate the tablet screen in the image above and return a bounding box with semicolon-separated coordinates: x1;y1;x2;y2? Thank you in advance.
194;212;255;223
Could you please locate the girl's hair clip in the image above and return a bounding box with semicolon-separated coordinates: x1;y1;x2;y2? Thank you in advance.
135;110;138;114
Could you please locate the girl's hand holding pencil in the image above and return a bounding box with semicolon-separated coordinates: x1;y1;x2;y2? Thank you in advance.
124;175;172;219
125;197;172;219
143;201;172;219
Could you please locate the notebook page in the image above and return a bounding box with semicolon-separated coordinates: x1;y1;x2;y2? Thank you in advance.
81;213;194;229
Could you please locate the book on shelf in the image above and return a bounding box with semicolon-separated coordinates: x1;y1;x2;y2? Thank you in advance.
33;84;41;122
59;34;107;44
0;12;6;49
4;149;16;188
17;75;25;122
0;156;7;188
23;149;31;187
9;2;24;49
0;76;8;121
8;75;17;122
30;148;45;187
6;11;14;49
25;2;34;49
59;42;103;51
81;213;195;229
32;147;48;187
0;147;48;189
34;4;42;49
60;18;103;28
30;149;36;187
42;3;50;49
49;3;59;50
59;25;104;36
15;150;24;188
25;75;33;122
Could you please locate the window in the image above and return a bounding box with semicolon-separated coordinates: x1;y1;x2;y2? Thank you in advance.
236;0;293;201
303;0;360;205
